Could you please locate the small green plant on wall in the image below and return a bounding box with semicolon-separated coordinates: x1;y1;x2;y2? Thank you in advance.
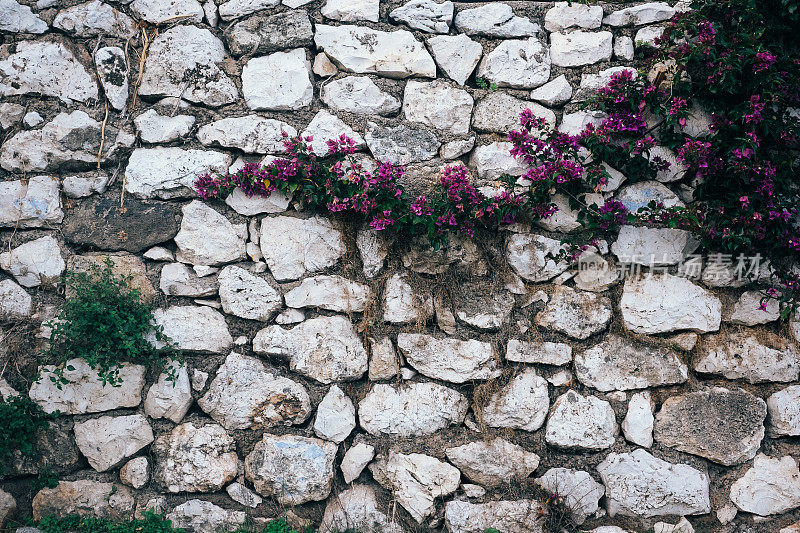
46;260;179;387
0;393;56;474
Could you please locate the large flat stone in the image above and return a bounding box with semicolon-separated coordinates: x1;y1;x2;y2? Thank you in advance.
259;215;345;281
397;333;499;383
124;147;232;200
695;331;799;383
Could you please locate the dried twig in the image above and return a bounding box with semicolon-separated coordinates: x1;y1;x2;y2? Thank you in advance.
97;99;109;169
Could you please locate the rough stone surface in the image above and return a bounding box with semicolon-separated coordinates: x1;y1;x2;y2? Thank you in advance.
695;331;799;383
218;265;282;321
622;391;654;447
130;0;203;23
160;262;217;297
319;484;402;533
302;109;366;155
506;233;569;282
427;34;482;85
198;115;296;153
321;76;400;115
482;368;550;432
604;3;676;26
53;1;135;37
404;79;473;134
125;148;232;200
242;49;313;111
259;215;345;281
728;290;781;325
446;437;539;489
546;390;618;450
2;0;47;33
654;388;767;466
0;176;63;229
119;457;149;489
166;500;245;533
0;236;64;288
597;449;711;518
470;141;527;179
383;272;434;324
506;339;572;365
73;414;154;472
476;37;551;89
575;335;688;391
473;92;556;134
390;0;453;33
535;286;612;340
245;433;337;505
340;443;375;484
0;279;31;318
551;31;613;67
285;275;372;313
612;226;699;266
530;74;573;106
358;383;468;437
314;385;356;443
767;385;800;436
152;422;238;493
537;468;604;524
453;281;515;330
32;480;134;522
357;226;391;278
455;4;539;37
365;121;441;165
95;47;128;111
615;180;684;212
144;362;193;423
253;315;368;383
545;2;603;32
445;500;544;533
730;454;800;516
224;10;312;56
398;333;499;383
152;305;232;353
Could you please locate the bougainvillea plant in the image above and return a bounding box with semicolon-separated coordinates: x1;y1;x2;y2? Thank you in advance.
196;0;800;315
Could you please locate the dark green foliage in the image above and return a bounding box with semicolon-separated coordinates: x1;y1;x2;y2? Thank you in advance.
35;465;60;490
47;260;179;386
0;393;55;473
37;512;186;533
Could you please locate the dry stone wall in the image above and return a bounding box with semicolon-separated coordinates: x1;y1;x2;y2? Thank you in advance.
0;0;799;532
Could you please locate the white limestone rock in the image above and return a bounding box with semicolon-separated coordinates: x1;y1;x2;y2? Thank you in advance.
365;121;440;165
134;110;195;144
445;500;544;533
159;262;217;297
558;109;608;135
319;485;402;533
226;482;262;508
166;500;245;533
620;273;722;334
242;49;312;111
476;38;551;89
604;3;676;26
575;334;688;391
152;306;232;353
0;177;63;229
446;437;539;489
0;103;25;130
730;454;800;516
1;0;47;33
454;3;539;37
259;215;345;281
315;25;436;79
224;9;312;56
472;92;555;134
322;0;378;22
120;457;149;489
505;232;568;282
357;225;391;278
314;385;356;443
340;443;375;484
597;449;711;517
615;36;635;60
767;385;800;436
53;1;136;37
144;362;192;423
358;382;468;437
218;0;279;20
285;275;373;313
453;282;515;331
198;352;311;430
403;80;473;135
575;250;618;292
550;30;613;67
321;76;400;116
0;39;97;104
427;34;482;85
535;192;582;233
728;290;781;325
575;66;638;101
253;315;368;383
218;265;281;321
369;337;399;380
390;0;453;33
0;236;64;288
225;187;290;216
612;226;699;266
130;0;203;23
530;74;573;106
397;333;499;383
95;46;128;111
545;2;603;32
62;172;109;198
546;390;618;450
623;391;654;447
245;433;337;505
301;109;365;156
383;272;434;324
537;468;604;524
32;480;134;522
124;147;231;199
174;201;246;266
197;115;296;153
469;141;527;179
30;359;145;415
74;414;154;472
482;368;549;432
614;180;684;212
695;331;799;384
506;339;572;365
636;25;666;47
535;286;612;340
0;280;32;318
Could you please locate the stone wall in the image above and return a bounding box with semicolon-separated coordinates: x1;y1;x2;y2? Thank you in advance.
1;0;799;532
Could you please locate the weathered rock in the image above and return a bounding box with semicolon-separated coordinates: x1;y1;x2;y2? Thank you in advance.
506;233;568;282
174;201;246;266
398;333;499;383
197;115;296;154
620;274;722;334
144;362;193;423
473;92;556;134
391;0;453;33
357;226;391;278
615;35;635;60
604;3;676;26
359;383;468;437
0;236;64;288
125;147;231;199
452;282;515;330
138;26;238;107
166;500;245;533
0;111;133;173
242;49;313;111
614;180;684;212
612;226;699;266
218;265;281;321
476;38;551;89
32;480;134;522
551;30;613;67
62;171;109;198
622;391;654;447
445;500;545;533
53;1;135;37
285;275;372;313
74;414;154;472
530;74;573;107
455;3;539;37
730;454;800;516
654;387;766;466
152;306;232;353
535;286;612;340
134;110;195;144
482;368;550;432
315;25;436;78
226;482;262;508
403;79;473;135
597;449;710;517
767;385;800;436
95;46;128;111
446;437;539;489
383;272;434;324
0;39;97;104
695;331;799;383
368;337;398;380
506;339;572;365
314;385;356;443
365;121;440;165
259;215;345;281
198;352;310;431
374;452;460;522
427;34;482;85
545;2;603;32
469;140;526;179
0;279;32;318
574;66;638;102
402;233;485;274
30;359;145;415
728;290;781;325
558;109;608;135
341;442;375;484
301;109;366;155
575;250;618;292
253;315;368;383
245;433;337;505
321;0;378;21
1;0;47;33
321;76;400;117
319;485;403;533
120;457;149;489
224;10;312;56
537;468;604;524
218;0;279;20
0;103;25;129
130;0;203;23
160;262;217;297
152;422;238;493
546;390;618;450
575;335;687;391
225;187;291;216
